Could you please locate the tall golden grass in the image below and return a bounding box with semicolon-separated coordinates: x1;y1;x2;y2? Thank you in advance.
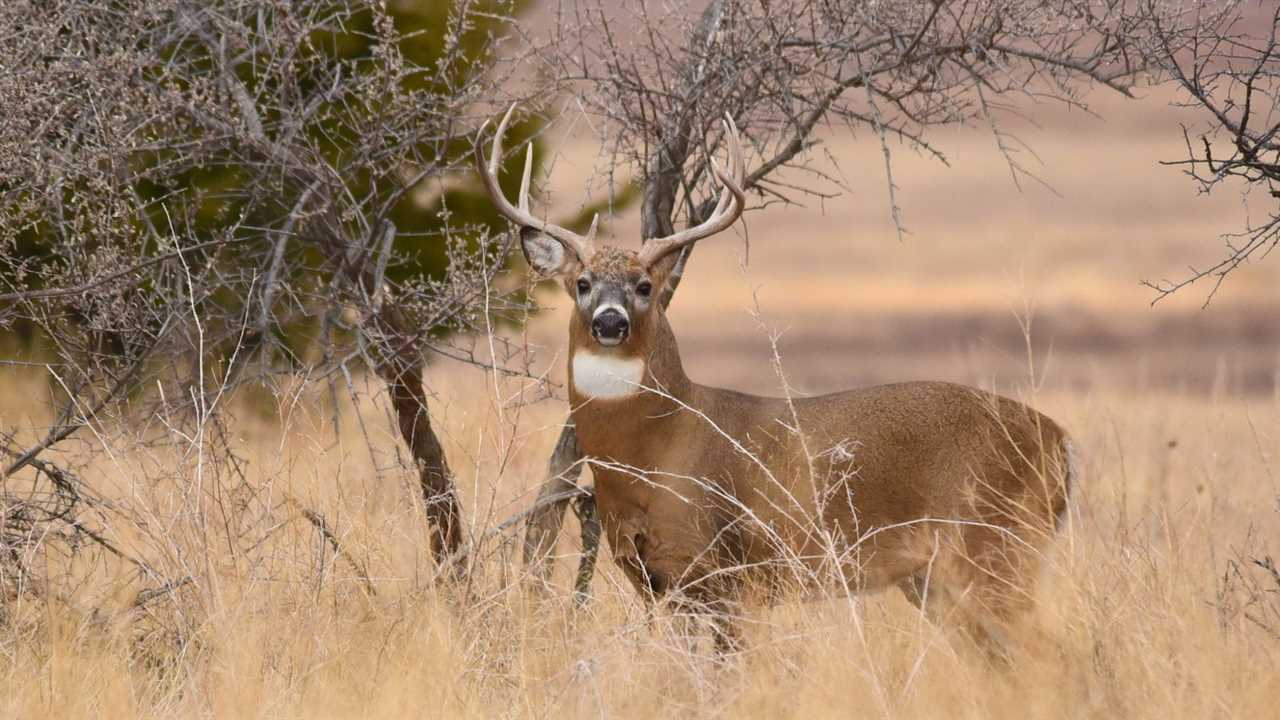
0;352;1276;718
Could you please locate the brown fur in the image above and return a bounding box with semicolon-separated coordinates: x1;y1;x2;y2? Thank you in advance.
558;247;1074;653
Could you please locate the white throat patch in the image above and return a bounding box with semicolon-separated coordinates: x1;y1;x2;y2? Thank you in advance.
572;352;646;399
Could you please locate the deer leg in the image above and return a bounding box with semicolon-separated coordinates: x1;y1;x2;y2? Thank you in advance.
966;572;1037;664
709;600;745;656
571;489;601;606
907;527;1041;663
898;572;953;620
896;569;1013;662
667;590;744;657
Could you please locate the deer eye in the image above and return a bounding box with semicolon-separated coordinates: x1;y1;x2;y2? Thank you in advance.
576;278;591;295
636;280;653;298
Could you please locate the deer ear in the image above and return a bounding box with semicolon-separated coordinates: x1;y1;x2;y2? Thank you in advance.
520;226;576;277
648;245;691;301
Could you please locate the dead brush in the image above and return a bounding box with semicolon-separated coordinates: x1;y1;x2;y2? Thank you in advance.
1214;531;1280;641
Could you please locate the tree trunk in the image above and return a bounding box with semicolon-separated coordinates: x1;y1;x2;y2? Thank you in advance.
353;222;464;572
380;351;463;564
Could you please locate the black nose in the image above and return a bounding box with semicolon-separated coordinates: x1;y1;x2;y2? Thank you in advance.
592;309;629;341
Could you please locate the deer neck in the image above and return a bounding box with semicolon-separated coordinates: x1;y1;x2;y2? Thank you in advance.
567;311;691;417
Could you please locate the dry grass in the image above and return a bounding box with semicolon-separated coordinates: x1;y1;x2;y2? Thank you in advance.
0;356;1277;719
3;87;1279;718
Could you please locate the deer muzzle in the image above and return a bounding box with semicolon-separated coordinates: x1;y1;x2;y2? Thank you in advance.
591;307;629;346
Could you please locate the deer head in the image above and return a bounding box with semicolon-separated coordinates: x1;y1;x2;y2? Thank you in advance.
475;104;746;352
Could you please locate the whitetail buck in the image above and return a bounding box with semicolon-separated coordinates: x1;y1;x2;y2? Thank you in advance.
478;106;1076;655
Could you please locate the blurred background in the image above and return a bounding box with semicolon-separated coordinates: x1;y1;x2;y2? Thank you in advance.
528;84;1279;399
3;0;1275;400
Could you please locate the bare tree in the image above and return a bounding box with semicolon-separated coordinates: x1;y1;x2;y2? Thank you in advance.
0;0;538;594
1143;3;1280;304
517;0;1231;589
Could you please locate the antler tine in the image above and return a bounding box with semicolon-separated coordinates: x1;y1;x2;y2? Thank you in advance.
473;103;595;260
519;143;534;213
638;114;747;267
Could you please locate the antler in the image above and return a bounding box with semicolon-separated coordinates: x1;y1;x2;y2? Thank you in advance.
474;104;597;261
636;114;747;267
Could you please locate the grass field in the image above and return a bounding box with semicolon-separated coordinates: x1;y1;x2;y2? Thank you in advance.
1;371;1276;718
2;86;1279;717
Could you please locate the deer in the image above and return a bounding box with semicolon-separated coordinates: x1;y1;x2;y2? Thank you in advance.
477;105;1077;656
